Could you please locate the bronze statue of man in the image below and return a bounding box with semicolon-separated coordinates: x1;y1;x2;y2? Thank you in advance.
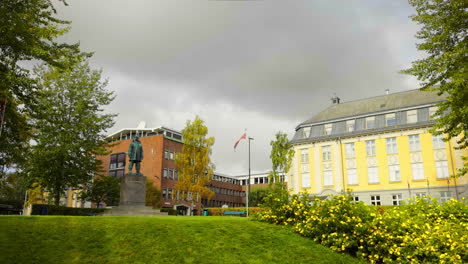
128;135;144;174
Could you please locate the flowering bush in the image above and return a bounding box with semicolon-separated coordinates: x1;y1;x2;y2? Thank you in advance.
256;194;467;263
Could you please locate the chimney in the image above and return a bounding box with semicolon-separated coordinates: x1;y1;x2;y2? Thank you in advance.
331;94;340;104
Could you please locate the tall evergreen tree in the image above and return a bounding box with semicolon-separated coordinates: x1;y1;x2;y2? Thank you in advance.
174;116;215;214
0;0;81;174
402;0;467;177
28;60;116;205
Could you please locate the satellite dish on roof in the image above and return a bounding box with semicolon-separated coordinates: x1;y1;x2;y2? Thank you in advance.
137;121;146;129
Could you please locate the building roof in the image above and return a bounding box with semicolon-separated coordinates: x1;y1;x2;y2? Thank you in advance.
299;89;445;127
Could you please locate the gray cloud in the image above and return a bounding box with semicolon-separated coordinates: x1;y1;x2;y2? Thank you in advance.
56;0;421;174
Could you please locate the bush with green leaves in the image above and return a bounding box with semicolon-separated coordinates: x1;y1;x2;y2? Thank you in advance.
256;193;467;263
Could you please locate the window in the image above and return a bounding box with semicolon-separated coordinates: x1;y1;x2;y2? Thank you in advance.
429;106;438;120
392;194;403;205
324;124;332;135
163;168;168;178
301;164;309;173
353;196;359;202
389;165;401;182
347;169;358;185
323;170;333;186
411;163;425;180
302;172;310;188
386;137;397;154
440;191;452;202
409;135;420;152
407;110;417;123
322;146;331;161
302;127;310;138
301;149;309;163
368;167;379;183
162;189;167;199
345;143;355;158
432;134;445;149
370;195;381;205
109;153;126;170
169;152;174;160
436;161;449;179
366;140;376;156
366;116;376;129
346;120;355;132
415;192;426;199
164;150;170;160
385;113;396;126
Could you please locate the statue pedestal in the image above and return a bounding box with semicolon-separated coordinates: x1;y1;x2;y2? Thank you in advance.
120;174;146;206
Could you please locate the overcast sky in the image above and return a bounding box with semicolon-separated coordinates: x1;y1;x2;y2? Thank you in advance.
56;0;423;176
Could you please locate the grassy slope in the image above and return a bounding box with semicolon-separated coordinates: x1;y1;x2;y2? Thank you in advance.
0;216;362;264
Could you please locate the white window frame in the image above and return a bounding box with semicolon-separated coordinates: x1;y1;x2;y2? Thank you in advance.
370;195;381;205
347;168;358;185
392;194;403;205
429;106;439;120
366;140;376;156
353;196;359;202
435;161;449;179
301;164;309;173
301;149;309;163
322;146;331;161
302;127;311;138
440;191;452;202
389;164;401;182
346;120;355;132
415;192;426;198
432;134;445;149
409;135;420;152
411;163;425;180
324;124;332;135
366;116;376;129
323;170;333;186
386;137;397;154
302;172;310;188
385;113;396;126
345;143;355;158
407;110;418;123
368;167;379;184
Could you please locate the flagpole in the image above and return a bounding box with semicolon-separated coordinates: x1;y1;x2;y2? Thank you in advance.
247;137;253;217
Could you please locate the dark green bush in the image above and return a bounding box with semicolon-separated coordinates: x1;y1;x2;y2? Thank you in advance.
31;204;106;216
160;208;177;215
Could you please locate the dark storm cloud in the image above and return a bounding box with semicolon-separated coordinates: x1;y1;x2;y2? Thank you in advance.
55;0;421;174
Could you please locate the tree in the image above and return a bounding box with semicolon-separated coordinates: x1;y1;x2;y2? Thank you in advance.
402;0;467;177
27;59;116;205
80;175;120;207
0;172;28;209
0;0;81;172
249;186;272;207
263;132;295;209
174;116;215;215
146;179;162;209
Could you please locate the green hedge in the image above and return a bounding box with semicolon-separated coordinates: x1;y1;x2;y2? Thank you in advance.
31;204;106;216
160;208;177;215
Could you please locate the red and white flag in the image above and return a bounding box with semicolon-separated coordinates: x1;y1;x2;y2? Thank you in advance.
234;132;247;151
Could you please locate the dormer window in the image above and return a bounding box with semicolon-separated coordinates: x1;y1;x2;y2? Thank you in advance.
324;124;332;135
407;110;417;123
346;120;355;132
366;117;376;129
302;127;311;138
385;113;396;126
429;107;439;120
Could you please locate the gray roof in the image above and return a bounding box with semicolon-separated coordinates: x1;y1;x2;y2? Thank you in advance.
299;89;445;126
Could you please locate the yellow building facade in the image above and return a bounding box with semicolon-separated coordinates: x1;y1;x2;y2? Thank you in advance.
289;90;467;205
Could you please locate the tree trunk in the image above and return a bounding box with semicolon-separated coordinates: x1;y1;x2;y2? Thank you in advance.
54;189;60;206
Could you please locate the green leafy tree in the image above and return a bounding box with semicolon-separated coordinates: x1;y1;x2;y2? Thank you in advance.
175;116;215;215
249;186;272;207
263;132;295;209
27;59;116;205
0;172;28;209
0;0;81;172
402;0;467;177
80;175;120;207
146;179;161;208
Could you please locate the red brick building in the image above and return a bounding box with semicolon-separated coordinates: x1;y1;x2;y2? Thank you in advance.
98;125;246;215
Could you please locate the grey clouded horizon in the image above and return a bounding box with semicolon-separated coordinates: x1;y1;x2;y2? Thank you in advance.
55;0;423;175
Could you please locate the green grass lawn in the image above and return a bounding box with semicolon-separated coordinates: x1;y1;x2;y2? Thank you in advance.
0;216;362;264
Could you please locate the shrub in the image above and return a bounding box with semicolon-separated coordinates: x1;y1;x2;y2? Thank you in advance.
256;194;467;263
160;208;177;215
30;204;106;216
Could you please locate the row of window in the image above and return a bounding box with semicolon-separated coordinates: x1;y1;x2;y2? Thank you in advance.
163;168;178;179
209;186;244;197
363;191;452;205
300;134;446;161
162;189;196;201
201;199;244;208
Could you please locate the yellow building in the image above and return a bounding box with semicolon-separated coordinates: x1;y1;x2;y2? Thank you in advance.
289;90;467;205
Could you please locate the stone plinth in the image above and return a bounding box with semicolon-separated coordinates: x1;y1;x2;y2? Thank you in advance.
120;174;146;206
100;206;169;217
